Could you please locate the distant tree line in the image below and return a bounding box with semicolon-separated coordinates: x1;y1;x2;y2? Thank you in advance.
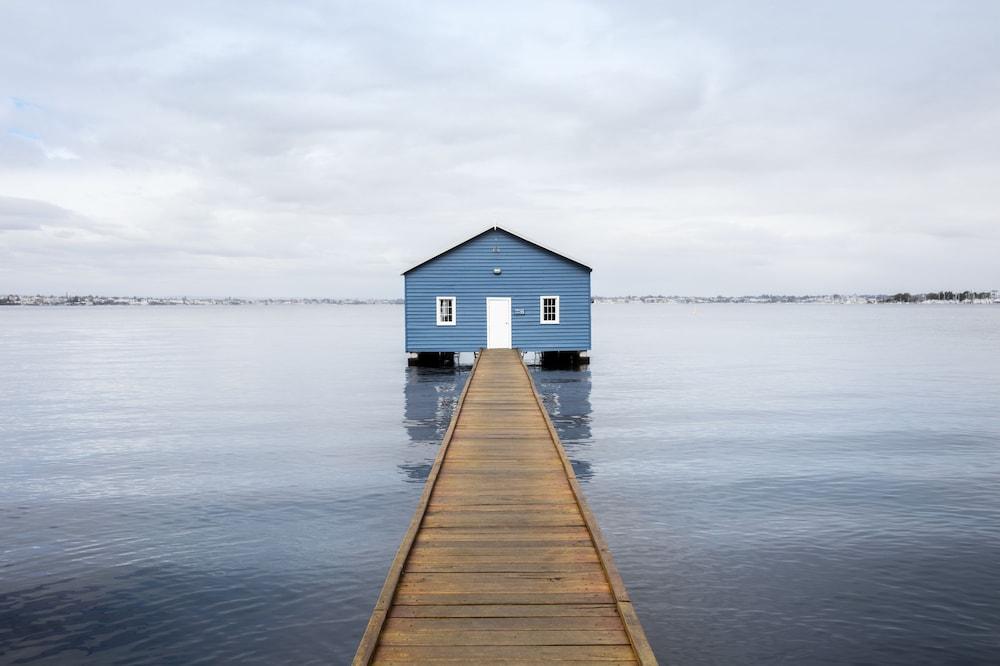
885;291;992;303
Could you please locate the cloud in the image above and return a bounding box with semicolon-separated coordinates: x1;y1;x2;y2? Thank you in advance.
0;0;998;296
0;196;93;231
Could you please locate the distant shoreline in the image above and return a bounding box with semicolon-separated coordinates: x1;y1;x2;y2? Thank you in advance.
593;293;998;305
2;293;997;306
0;296;404;307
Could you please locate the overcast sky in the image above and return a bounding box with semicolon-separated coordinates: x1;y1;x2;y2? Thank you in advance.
2;1;998;297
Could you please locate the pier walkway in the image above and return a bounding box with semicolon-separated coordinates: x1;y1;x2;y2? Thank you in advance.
354;349;656;664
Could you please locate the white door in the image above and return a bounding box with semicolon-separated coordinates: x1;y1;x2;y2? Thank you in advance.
486;297;512;349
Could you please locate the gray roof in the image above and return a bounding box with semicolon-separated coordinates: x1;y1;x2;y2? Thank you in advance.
402;225;592;275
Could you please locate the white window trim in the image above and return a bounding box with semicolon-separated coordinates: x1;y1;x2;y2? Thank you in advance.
436;296;456;326
540;295;560;324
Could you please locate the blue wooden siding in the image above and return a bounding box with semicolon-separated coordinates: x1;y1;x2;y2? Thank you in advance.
404;229;591;352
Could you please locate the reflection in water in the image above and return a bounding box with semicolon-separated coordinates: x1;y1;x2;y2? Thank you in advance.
529;368;594;481
399;366;468;483
399;362;593;482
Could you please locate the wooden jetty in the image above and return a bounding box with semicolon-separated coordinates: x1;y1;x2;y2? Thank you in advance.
354;348;656;664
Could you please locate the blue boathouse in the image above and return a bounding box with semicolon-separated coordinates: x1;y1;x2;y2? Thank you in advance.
403;226;591;366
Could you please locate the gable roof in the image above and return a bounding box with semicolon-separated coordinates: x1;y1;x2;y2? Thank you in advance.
402;226;592;275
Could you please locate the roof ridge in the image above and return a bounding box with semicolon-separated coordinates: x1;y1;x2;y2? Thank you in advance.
401;226;592;275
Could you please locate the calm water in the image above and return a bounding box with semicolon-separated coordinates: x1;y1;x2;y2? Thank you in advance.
2;304;999;664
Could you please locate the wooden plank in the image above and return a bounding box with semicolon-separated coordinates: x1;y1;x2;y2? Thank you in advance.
412;545;596;555
451;429;551;437
379;629;630;646
422;515;585;528
431;479;571;486
417;525;590;544
442;455;560;461
426;500;579;509
412;542;599;551
412;539;598;550
372;658;638;666
393;591;616;605
421;537;589;545
372;645;637;662
617;601;659;666
432;485;573;494
439;462;562;470
435;475;574;483
447;448;555;453
430;489;574;499
426;499;579;508
416;526;591;539
404;562;606;574
412;544;597;555
427;501;580;516
455;431;550;440
397;570;611;582
409;543;601;553
407;552;600;566
384;616;625;631
397;572;611;594
433;473;570;481
424;502;576;511
389;604;619;618
434;479;572;488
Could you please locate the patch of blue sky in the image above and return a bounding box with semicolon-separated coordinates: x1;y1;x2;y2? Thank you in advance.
7;127;42;141
10;97;42;110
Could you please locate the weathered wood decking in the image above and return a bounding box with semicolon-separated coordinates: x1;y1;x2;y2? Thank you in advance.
354;349;656;664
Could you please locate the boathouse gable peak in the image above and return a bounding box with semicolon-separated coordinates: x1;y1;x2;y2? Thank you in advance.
402;226;592;276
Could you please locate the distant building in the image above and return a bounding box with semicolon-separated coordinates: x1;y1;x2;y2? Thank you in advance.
403;226;591;366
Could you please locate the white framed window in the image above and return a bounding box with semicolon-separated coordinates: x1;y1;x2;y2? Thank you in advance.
540;295;560;324
436;296;456;326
